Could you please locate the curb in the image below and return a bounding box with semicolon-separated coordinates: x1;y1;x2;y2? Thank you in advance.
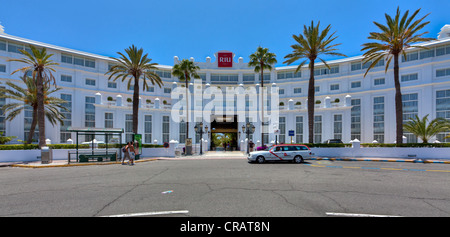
9;158;158;168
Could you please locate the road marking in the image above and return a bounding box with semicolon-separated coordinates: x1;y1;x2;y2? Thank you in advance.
326;212;402;217
307;162;450;173
381;168;403;171
101;210;189;217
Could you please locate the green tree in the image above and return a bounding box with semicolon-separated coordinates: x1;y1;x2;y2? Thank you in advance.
403;114;449;143
0;76;67;144
8;45;59;148
361;7;433;144
248;46;277;147
106;45;163;134
284;21;346;143
171;59;201;141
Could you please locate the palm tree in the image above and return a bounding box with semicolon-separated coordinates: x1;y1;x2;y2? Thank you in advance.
248;46;277;147
106;45;163;135
8;45;59;148
361;7;433;144
403;114;449;143
171;59;201;144
0;76;67;144
284;21;346;143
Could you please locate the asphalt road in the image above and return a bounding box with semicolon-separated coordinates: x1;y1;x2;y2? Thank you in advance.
1;158;450;217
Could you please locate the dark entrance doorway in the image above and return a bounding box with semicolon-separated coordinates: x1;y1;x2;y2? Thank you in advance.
210;115;238;151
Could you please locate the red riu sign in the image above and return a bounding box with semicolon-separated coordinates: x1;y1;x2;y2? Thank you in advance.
218;52;233;67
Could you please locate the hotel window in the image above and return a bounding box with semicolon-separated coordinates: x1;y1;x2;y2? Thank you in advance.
108;81;117;88
154;70;171;78
128;84;134;91
436;68;450;77
84;59;95;68
296;116;303;143
61;54;73;64
419;49;435;59
164;88;171;94
330;84;340;91
351;81;361;88
147;86;155;92
199;73;206;81
315;86;320;92
374;78;385;86
105;113;114;128
0;86;6;134
436;89;450;142
333;114;342;140
243;74;254;83
179;120;186;144
85;96;95;128
402;93;418;143
162;116;170;143
0;40;6;51
85;78;96;86
125;114;133;142
362;59;384;69
262;74;270;82
436;45;450;56
351;99;361;141
61;75;72;82
277;71;301;79
8;43;24;54
60;94;72;143
351;62;362;71
294;88;302;94
108;63;115;70
0;64;5;73
279;117;286;144
144;115;152;143
211;74;239;83
401;73;418;82
373;96;385;143
279;89;285;95
314;115;322;143
402;51;419;62
314;66;339;76
73;57;84;66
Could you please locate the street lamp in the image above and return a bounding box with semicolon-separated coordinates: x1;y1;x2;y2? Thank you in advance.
242;122;256;155
194;122;208;155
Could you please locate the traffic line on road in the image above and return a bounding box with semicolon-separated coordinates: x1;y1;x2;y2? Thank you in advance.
305;163;450;173
326;212;402;217
101;210;189;217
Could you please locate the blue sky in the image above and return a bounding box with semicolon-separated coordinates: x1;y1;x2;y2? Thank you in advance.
0;0;448;66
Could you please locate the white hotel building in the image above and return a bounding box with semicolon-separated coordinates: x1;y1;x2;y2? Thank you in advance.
0;25;450;149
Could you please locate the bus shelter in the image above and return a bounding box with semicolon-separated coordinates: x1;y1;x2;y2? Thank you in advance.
67;127;124;163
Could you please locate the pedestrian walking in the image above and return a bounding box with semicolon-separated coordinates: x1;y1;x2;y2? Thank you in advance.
122;141;136;165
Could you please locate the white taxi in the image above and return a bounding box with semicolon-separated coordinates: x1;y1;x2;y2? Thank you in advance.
247;144;312;164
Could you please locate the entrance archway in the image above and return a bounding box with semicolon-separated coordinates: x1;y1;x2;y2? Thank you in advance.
210;115;238;151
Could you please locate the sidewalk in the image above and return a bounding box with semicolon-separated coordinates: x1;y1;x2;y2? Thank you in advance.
1;155;449;168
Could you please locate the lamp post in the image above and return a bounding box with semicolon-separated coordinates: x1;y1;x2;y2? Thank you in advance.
194;122;208;155
242;122;256;155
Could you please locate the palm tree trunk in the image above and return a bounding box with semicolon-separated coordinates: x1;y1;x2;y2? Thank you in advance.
308;61;315;144
185;72;189;140
393;53;403;144
260;64;264;147
36;71;46;148
27;106;38;144
132;75;140;135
